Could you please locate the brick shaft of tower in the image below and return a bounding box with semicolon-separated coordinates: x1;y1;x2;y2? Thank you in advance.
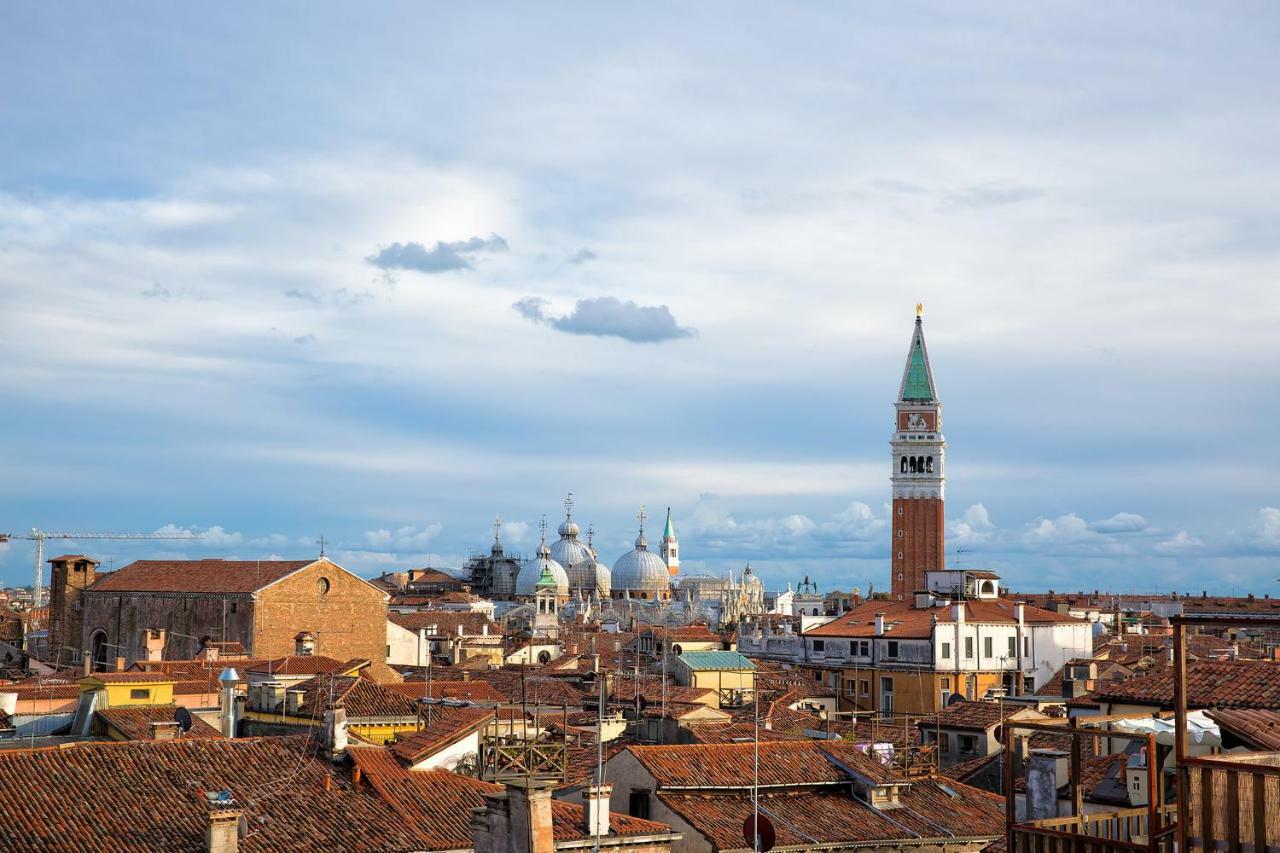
889;309;946;600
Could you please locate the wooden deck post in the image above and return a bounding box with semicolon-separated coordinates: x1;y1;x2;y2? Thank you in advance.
1173;621;1188;853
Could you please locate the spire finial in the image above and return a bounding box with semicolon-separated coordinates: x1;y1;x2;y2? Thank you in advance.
539;514;548;546
586;523;595;548
636;505;647;532
916;302;923;319
493;515;502;545
564;492;574;520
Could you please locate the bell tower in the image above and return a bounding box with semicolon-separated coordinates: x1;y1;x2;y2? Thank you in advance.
890;305;946;600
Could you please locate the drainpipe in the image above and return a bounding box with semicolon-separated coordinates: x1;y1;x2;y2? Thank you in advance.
952;600;964;699
1014;603;1026;697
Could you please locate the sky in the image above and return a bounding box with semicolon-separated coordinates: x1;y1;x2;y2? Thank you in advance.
1;3;1279;596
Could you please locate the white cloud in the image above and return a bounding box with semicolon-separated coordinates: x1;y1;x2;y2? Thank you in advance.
950;503;996;544
363;524;443;550
152;523;243;548
1155;530;1203;553
1088;512;1148;534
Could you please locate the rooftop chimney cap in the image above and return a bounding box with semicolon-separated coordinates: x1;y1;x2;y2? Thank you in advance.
218;667;242;685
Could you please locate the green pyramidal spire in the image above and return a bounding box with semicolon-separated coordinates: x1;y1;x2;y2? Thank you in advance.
536;562;556;588
663;507;676;540
898;309;937;402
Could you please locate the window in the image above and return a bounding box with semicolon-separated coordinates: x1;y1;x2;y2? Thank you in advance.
859;679;870;697
958;735;978;755
813;670;821;682
1024;637;1029;656
628;790;651;820
880;676;893;693
940;732;951;752
386;645;391;657
983;637;993;658
317;577;331;595
855;640;870;656
1008;636;1017;658
230;601;238;614
964;638;974;658
886;640;899;658
812;640;825;653
130;689;150;701
845;679;857;696
940;642;951;659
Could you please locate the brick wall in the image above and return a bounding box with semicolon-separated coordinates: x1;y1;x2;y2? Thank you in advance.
80;592;256;664
892;497;945;600
253;560;388;665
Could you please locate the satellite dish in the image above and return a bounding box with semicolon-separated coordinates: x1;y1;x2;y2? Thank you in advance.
174;707;193;733
743;814;776;852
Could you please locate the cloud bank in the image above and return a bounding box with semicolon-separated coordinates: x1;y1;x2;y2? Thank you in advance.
513;295;697;343
367;234;508;274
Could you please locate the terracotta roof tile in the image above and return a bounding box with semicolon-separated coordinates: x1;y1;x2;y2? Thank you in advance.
95;705;222;741
808;597;1081;639
468;670;586;707
293;674;418;719
388;610;498;636
390;706;494;765
1083;660;1280;710
245;656;360;677
382;680;506;703
1207;709;1280;750
0;736;425;851
923;699;1036;732
89;559;316;594
627;740;898;788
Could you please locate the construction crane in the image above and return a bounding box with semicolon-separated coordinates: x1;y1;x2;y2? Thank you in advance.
0;529;200;610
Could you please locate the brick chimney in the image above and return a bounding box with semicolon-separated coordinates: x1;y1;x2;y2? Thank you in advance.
115;656;127;672
507;780;556;853
151;721;181;741
144;629;167;662
206;807;241;853
581;783;612;838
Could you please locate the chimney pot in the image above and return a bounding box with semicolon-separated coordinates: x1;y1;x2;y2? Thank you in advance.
115;656;127;672
151;721;181;741
581;783;613;838
205;808;241;853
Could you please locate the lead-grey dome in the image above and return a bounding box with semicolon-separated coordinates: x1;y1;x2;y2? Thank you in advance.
516;540;569;596
611;530;670;594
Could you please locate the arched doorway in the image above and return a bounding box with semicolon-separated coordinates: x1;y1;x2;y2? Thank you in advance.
89;629;109;672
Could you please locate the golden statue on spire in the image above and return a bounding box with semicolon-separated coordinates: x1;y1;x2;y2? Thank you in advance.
916;302;923;318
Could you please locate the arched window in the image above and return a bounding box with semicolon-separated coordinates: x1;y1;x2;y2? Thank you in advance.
812;608;820;616
908;457;917;473
89;630;109;672
537;650;551;664
900;456;908;473
917;456;924;472
926;456;933;473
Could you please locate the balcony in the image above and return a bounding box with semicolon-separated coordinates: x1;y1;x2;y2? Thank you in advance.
1011;805;1178;853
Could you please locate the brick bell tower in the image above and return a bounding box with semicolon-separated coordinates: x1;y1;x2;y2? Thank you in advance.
890;305;945;600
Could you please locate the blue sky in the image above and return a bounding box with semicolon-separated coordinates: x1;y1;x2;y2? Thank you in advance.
2;3;1279;595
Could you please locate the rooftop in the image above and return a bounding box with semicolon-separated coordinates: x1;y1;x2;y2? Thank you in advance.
676;650;756;671
807;597;1081;639
88;559;318;594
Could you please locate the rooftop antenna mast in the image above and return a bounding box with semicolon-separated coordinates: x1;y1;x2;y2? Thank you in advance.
1;529;200;616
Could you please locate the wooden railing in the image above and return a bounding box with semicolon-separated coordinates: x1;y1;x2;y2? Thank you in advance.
1181;752;1280;853
1010;805;1178;853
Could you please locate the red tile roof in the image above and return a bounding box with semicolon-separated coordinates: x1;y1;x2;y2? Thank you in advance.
246;655;360;677
682;722;810;744
808;597;1081;639
627;740;898;788
89;559;316;594
351;754;673;846
81;672;176;684
0;736;425;851
383;680;506;703
293;674;419;719
468;670;586;707
390;706;494;764
1083;660;1280;710
388;610;498;636
658;779;1003;849
1207;709;1280;750
96;705;222;740
921;699;1037;732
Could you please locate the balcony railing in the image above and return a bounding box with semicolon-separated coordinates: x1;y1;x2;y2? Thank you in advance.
1010;805;1178;853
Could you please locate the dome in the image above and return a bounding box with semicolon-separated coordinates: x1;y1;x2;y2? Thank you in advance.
557;517;581;538
741;564;764;590
612;533;671;594
516;541;569;596
569;556;611;598
551;533;592;572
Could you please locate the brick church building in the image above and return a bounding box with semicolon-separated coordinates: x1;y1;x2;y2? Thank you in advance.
47;556;389;670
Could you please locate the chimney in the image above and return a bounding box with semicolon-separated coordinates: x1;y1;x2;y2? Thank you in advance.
418;628;429;667
285;689;303;717
457;623;465;637
145;628;167;662
205;807;241;853
115;656;127;672
506;780;555;853
218;668;242;738
151;721;181;741
581;783;613;838
1014;603;1026;626
482;623;490;636
952;601;966;625
82;650;92;676
1026;749;1068;821
324;707;348;759
874;613;886;635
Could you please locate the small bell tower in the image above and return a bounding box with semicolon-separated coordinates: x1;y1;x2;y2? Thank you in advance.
661;507;680;577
